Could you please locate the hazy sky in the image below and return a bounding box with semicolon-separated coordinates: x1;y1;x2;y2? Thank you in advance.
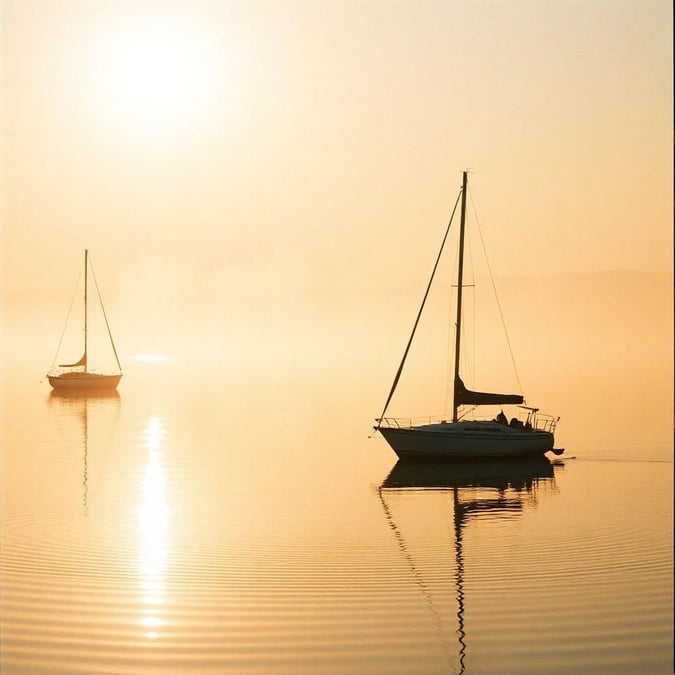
2;0;672;300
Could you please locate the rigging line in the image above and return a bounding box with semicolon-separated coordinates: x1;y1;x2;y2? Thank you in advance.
460;211;476;384
456;405;476;421
378;487;458;673
467;185;523;396
444;295;453;415
467;224;476;386
375;188;463;427
446;256;476;412
446;221;461;415
50;259;85;370
446;223;476;413
89;256;123;372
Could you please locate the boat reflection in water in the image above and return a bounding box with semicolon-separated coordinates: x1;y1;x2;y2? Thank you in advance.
382;455;556;490
379;457;561;674
47;391;169;641
47;389;121;511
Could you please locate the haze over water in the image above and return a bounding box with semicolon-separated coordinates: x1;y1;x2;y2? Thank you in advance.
2;1;673;673
2;278;672;673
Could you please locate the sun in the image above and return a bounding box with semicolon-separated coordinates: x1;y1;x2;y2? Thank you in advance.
93;11;223;139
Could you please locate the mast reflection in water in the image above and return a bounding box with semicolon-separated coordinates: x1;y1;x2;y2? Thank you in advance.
47;389;121;513
379;457;559;674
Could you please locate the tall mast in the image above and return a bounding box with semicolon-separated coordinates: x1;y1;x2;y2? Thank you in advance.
84;249;88;372
452;171;468;422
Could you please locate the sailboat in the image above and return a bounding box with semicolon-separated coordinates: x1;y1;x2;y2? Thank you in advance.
47;250;123;391
375;171;561;459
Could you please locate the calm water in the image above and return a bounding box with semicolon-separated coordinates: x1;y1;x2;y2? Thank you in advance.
1;358;672;674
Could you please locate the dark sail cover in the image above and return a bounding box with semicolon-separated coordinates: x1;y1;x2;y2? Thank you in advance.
59;352;87;368
454;376;523;406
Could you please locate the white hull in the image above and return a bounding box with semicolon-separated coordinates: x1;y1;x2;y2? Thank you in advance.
378;421;554;459
48;373;121;391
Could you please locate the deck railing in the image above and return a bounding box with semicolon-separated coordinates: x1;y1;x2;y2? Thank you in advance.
532;413;558;433
376;415;454;429
376;411;559;433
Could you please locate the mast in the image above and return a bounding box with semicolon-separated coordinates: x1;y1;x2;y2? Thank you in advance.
84;249;88;372
452;171;468;422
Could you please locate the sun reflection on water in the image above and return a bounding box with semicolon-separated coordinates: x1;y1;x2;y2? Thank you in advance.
137;416;170;638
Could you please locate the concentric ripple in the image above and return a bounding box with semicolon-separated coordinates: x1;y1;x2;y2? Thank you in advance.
2;402;672;674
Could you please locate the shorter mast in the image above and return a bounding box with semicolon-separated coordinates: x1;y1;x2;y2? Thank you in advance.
84;249;88;373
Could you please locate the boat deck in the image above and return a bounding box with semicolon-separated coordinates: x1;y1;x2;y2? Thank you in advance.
377;413;558;435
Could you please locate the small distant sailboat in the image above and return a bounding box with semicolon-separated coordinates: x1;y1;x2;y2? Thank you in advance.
375;171;561;459
48;250;122;391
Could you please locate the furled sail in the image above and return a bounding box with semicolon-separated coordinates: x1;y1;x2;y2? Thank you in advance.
454;376;523;407
59;352;87;368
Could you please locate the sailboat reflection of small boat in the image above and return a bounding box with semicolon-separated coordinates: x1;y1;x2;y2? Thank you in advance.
379;458;559;674
48;389;121;510
48;250;122;391
375;171;560;459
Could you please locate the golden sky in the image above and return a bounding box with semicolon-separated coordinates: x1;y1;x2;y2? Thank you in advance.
0;0;672;455
1;0;672;316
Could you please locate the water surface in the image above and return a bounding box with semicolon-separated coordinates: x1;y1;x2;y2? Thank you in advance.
1;357;672;673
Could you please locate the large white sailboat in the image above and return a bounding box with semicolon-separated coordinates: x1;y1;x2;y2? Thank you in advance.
47;250;122;391
375;171;561;459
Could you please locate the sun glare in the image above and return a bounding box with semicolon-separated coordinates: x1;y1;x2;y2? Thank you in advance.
94;12;223;138
137;417;170;636
133;354;168;363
